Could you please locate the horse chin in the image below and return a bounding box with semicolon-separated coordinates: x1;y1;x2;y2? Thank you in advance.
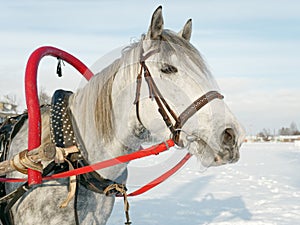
188;139;240;167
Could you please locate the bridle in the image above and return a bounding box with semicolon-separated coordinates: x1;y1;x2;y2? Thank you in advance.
134;43;224;146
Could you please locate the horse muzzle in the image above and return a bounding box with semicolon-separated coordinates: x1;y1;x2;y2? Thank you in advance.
188;126;241;167
214;127;240;165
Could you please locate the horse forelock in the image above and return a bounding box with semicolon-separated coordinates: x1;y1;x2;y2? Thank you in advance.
122;29;211;79
160;30;212;79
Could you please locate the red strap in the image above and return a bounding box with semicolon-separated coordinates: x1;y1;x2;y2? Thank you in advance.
0;139;192;196
43;139;175;180
1;140;174;182
0;177;26;182
126;153;192;197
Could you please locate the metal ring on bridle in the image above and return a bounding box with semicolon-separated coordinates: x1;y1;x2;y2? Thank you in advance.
170;129;199;150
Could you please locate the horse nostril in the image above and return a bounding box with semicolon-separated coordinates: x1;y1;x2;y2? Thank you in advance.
221;128;236;147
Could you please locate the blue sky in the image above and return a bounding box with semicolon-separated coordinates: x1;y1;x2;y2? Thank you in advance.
0;0;299;135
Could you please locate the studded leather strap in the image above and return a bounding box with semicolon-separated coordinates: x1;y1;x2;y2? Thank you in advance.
50;89;77;148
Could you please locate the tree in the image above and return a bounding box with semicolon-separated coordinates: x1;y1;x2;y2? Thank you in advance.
257;128;271;141
1;94;18;113
278;127;291;136
290;122;300;135
278;122;300;136
0;94;18;123
39;88;51;106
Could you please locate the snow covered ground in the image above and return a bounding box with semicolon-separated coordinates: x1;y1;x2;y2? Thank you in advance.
108;143;300;225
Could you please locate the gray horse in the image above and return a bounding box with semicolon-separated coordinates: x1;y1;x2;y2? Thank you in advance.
5;6;244;225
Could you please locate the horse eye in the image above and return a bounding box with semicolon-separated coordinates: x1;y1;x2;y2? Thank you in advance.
161;64;178;74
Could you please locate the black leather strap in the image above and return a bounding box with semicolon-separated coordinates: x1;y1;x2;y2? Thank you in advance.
50;89;76;148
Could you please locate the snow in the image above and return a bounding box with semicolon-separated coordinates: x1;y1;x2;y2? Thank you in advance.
108;143;300;225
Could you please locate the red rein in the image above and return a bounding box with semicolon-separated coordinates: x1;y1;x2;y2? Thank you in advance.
0;139;191;196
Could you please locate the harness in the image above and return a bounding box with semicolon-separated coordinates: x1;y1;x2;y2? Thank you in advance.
0;43;224;225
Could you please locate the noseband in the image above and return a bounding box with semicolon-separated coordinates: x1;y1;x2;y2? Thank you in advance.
134;44;224;146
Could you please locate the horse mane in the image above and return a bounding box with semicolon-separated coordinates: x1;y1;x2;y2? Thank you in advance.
94;63;118;143
70;58;121;143
76;42;142;143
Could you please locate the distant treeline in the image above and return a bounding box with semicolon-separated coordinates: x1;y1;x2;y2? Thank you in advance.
257;122;300;139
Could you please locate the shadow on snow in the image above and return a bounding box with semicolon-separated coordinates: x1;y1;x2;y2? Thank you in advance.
109;175;252;224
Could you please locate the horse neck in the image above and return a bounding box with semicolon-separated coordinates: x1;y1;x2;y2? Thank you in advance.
69;66;123;159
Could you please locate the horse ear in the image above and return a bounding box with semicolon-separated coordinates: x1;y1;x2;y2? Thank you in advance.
147;6;164;40
179;19;192;41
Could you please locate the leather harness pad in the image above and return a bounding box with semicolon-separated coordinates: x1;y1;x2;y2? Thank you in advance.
50;89;76;148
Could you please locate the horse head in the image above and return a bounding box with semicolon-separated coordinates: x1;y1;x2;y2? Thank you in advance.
110;6;245;167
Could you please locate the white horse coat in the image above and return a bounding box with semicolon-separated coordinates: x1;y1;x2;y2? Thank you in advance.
5;6;244;225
